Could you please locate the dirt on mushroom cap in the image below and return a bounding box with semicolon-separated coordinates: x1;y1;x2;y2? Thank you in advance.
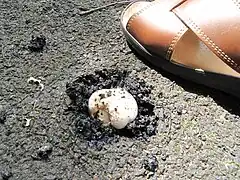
66;69;160;150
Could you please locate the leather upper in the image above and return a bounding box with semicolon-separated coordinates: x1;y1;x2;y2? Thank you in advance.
173;0;240;73
127;0;188;60
126;0;240;73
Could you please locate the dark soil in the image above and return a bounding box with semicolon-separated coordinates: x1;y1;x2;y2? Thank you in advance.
28;35;46;52
66;69;159;150
1;0;240;179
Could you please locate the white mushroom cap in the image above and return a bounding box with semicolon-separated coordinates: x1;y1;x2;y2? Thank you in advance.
88;88;138;129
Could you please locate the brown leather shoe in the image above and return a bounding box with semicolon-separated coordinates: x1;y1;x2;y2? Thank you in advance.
120;0;240;97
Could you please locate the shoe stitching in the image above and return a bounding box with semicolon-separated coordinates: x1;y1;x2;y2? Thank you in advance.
126;0;240;71
126;1;157;31
166;27;186;60
185;17;239;70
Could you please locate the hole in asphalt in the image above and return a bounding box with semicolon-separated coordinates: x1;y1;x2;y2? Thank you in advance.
66;68;160;150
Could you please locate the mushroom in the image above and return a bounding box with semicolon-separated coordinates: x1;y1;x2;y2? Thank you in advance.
88;88;138;129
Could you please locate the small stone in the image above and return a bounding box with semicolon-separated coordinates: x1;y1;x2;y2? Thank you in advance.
37;144;53;159
143;155;158;172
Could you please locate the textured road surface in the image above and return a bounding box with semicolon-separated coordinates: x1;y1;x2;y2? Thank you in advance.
1;0;240;179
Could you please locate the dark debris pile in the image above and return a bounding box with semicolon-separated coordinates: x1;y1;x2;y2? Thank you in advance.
66;69;160;150
28;35;46;52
